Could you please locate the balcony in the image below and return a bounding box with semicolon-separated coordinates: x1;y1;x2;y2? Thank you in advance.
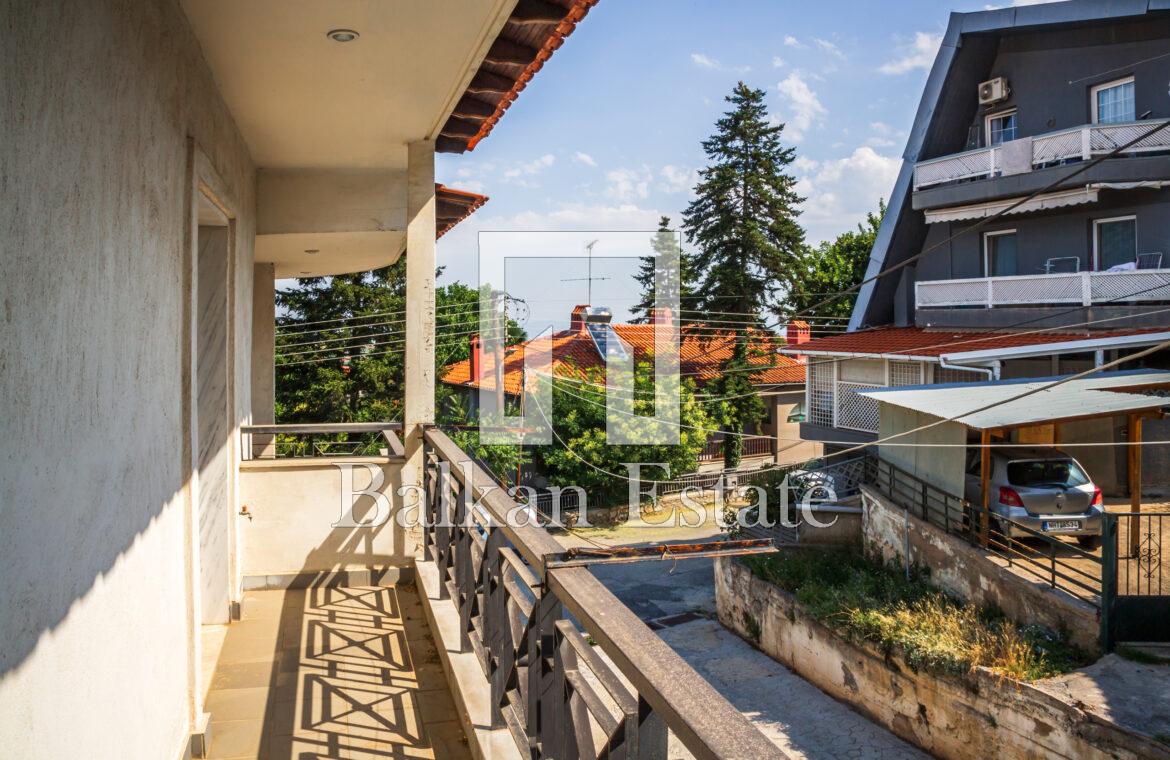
205;423;784;759
913;119;1170;192
915;268;1170;310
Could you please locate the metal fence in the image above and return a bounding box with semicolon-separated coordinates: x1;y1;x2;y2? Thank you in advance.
870;456;1103;605
240;422;404;460
421;428;784;759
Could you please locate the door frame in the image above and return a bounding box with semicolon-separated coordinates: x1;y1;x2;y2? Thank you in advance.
181;139;240;727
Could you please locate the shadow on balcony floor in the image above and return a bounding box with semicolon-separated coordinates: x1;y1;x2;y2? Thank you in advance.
204;584;470;759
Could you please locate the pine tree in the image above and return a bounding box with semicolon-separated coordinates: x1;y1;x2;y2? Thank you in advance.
682;82;806;468
631;216;693;323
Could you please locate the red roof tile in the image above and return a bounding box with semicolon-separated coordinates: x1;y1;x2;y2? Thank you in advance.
782;326;1168;358
441;324;805;394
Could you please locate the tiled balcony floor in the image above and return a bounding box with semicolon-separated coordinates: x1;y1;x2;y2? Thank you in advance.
203;585;470;759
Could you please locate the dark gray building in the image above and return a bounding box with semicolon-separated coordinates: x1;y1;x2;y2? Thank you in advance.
783;0;1170;492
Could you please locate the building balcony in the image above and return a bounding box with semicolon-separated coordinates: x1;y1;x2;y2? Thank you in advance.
915;268;1170;310
199;423;783;759
913;119;1170;193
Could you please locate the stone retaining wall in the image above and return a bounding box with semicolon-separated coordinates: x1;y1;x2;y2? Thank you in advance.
715;557;1165;760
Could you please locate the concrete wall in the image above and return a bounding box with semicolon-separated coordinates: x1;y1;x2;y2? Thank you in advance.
238;460;413;586
861;486;1099;653
0;1;256;757
877;405;967;497
715;557;1161;760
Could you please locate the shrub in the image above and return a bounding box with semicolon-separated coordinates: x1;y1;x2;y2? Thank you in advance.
744;550;1090;681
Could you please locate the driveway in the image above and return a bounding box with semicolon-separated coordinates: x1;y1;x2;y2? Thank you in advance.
587;553;928;760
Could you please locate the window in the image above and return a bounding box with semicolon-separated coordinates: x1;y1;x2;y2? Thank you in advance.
1091;77;1135;124
984;230;1018;277
985;110;1018;147
1094;216;1137;271
1008;459;1089;488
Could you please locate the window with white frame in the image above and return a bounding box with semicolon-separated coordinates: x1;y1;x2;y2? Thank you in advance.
1091;77;1135;124
985;109;1018;147
983;230;1018;277
1094;216;1137;271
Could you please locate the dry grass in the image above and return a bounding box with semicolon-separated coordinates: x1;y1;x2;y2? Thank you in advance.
745;550;1090;681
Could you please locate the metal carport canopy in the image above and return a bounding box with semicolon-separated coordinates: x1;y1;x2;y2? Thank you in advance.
858;370;1170;430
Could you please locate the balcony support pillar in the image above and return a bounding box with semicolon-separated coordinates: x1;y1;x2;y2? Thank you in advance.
404;141;437;521
250;262;276;459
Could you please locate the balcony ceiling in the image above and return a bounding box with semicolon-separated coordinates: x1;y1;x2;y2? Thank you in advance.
180;0;517;170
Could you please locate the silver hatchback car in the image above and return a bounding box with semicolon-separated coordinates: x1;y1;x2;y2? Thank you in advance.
963;447;1104;549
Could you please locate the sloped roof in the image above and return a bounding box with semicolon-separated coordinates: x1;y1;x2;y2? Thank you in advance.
850;0;1170;330
441;324;805;395
435;185;488;238
437;0;601;153
779;326;1169;359
860;370;1170;429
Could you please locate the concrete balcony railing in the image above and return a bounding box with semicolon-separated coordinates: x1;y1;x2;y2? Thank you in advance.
915;268;1170;309
912;119;1170;191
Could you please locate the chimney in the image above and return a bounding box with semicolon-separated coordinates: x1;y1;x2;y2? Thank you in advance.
651;306;674;326
786;320;811;363
469;334;483;380
570;305;589;334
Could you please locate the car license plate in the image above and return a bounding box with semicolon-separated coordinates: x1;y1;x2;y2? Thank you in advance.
1043;520;1081;532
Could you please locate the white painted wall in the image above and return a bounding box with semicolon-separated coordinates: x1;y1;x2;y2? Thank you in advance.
0;1;256;757
878;405;967;497
238;460;412;580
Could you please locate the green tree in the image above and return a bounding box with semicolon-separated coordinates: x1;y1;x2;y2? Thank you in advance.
630;216;695;323
533;362;713;507
682;82;805;468
785;201;885;323
275;260;525;423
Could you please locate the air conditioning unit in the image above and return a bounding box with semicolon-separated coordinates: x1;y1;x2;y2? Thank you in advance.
978;77;1011;106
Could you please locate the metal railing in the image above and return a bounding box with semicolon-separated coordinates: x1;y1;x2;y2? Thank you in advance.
870;456;1103;605
913;118;1170;190
240;422;404;460
1116;511;1169;597
916;268;1170;309
421;428;784;759
698;435;775;461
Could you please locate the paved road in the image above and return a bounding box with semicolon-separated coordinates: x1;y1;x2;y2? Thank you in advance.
589;555;929;760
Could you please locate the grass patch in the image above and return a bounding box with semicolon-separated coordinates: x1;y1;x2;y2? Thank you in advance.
743;550;1091;681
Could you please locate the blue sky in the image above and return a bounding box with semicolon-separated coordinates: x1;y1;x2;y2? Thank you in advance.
436;0;1054;330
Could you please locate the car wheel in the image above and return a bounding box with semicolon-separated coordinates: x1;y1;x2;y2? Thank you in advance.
1076;535;1102;551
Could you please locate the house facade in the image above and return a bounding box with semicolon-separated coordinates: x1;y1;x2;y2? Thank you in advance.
782;0;1170;491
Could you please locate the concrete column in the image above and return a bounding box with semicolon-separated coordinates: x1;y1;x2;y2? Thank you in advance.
403;142;436;499
250;263;276;458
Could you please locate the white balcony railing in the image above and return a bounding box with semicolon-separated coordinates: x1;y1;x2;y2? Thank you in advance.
913;119;1170;191
916;269;1170;309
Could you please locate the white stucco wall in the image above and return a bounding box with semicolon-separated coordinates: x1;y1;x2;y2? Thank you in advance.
0;1;256;757
238;460;413;581
878;405;967;497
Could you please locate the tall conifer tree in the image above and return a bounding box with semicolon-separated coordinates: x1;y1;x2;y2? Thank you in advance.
682;82;805;468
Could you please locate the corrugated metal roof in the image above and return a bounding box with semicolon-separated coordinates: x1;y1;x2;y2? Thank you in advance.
859;370;1170;430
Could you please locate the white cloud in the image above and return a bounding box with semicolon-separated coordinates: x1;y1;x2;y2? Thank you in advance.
690;52;751;73
502;153;556;186
775;72;828;142
878;32;942;75
783;35;806;49
772;56;786;68
864;121;902;149
659;165;698;194
605;167;652;201
795;146;900;244
572;151;597;167
814;38;846;60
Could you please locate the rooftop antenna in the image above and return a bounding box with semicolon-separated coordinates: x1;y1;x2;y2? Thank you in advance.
561;238;608;305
